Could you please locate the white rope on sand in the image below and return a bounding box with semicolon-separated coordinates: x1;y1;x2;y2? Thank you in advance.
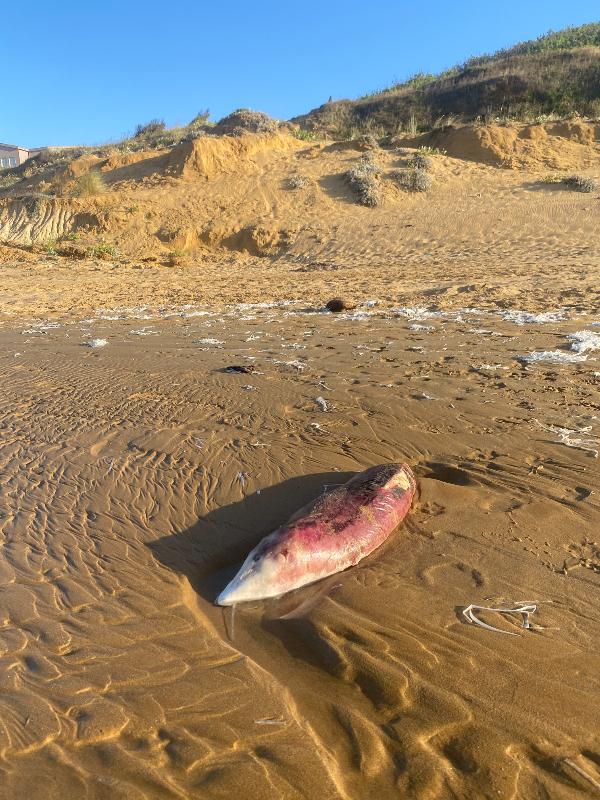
462;603;538;636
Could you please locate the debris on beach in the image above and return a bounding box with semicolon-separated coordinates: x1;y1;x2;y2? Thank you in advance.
521;330;600;364
236;472;250;488
409;323;435;331
500;309;567;325
84;338;108;348
225;365;256;374
315;396;331;411
568;330;600;354
281;342;306;350
272;358;307;372
522;350;587;364
326;298;355;313
564;758;600;792
534;420;599;458
196;337;225;346
462;603;538;636
130;327;156;336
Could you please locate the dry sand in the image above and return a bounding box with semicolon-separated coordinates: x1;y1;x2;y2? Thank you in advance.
0;125;599;799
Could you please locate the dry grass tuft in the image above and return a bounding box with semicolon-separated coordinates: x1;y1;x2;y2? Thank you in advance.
562;174;598;192
406;153;433;171
134;119;166;138
167;249;185;266
72;171;106;197
214;109;279;136
357;133;380;150
391;167;433;192
346;154;382;206
288;175;310;189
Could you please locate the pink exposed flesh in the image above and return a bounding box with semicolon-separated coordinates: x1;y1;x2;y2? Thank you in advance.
216;463;416;605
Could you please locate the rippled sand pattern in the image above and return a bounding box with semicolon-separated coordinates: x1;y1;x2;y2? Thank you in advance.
0;307;598;799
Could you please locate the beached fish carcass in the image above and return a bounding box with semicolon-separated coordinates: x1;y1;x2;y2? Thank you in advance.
216;463;416;605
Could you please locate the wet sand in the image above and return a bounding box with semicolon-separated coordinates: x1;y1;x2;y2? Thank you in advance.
0;300;598;798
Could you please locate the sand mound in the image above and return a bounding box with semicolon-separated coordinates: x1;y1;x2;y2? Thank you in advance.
44;132;298;193
165;132;300;180
546;119;600;144
223;223;292;256
416;121;600;169
214;108;280;136
198;219;294;256
100;148;166;172
0;133;302;249
59;154;103;179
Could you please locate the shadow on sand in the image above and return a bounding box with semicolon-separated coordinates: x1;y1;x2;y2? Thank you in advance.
520;180;571;193
317;173;357;205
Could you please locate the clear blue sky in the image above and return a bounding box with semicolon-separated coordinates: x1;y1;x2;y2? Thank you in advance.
4;0;598;147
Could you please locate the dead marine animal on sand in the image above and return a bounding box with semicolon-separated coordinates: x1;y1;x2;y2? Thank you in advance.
216;463;416;605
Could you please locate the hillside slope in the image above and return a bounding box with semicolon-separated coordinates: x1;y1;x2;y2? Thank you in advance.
294;23;600;136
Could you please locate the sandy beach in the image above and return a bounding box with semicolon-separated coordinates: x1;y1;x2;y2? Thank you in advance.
0;280;598;798
0;109;599;798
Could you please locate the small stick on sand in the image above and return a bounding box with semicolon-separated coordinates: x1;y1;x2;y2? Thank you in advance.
223;604;236;643
236;472;249;488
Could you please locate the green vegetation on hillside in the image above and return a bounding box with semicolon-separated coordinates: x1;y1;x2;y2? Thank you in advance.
473;22;600;60
294;23;600;138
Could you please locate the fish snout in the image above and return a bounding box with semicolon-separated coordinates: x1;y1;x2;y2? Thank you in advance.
216;550;281;606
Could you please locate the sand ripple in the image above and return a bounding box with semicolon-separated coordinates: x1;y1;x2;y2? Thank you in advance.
0;309;598;798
